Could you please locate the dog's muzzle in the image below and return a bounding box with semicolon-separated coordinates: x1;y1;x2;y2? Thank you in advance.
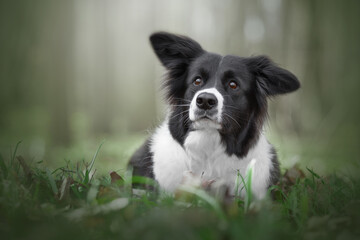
189;88;224;127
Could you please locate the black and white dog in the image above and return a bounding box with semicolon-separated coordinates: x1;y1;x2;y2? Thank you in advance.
129;32;300;199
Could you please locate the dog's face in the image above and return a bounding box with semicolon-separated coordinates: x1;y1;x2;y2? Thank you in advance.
150;32;300;157
185;53;256;131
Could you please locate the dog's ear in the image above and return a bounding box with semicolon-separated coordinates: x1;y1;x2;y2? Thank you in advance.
246;55;300;96
149;32;204;69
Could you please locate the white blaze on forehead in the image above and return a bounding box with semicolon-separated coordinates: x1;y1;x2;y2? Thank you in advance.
189;88;224;122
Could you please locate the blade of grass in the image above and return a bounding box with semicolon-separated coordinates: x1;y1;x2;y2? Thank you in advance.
10;141;21;167
76;162;84;182
46;168;58;195
234;170;241;198
178;185;226;220
131;176;158;187
306;166;324;185
88;140;105;173
238;174;247;194
244;159;256;212
89;169;97;183
83;169;90;185
306;167;321;179
268;185;288;201
51;166;64;175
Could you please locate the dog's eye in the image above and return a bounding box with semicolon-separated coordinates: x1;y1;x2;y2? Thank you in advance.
193;78;202;86
229;81;238;89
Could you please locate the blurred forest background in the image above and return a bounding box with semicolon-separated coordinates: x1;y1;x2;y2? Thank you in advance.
0;0;359;176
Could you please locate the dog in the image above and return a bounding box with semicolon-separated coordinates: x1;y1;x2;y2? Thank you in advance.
129;32;300;199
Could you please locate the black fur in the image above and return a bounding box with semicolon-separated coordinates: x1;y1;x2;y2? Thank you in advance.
129;139;154;178
150;32;204;103
269;147;280;187
129;32;299;184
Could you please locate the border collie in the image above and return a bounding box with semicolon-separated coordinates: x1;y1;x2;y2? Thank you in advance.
129;32;300;199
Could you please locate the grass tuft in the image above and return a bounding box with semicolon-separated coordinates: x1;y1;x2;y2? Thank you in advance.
0;144;359;240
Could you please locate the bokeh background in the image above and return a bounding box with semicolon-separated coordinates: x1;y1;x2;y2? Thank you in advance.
1;0;359;176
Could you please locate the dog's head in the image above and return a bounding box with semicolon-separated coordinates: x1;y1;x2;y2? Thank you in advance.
150;32;300;157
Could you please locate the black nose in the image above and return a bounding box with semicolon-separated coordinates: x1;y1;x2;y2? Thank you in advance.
196;93;218;110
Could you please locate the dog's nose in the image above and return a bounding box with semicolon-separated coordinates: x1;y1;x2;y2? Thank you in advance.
196;93;218;110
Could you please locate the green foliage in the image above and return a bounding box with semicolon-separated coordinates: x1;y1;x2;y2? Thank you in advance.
0;145;359;240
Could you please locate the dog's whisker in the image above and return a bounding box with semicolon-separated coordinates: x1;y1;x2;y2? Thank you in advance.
169;109;190;120
223;113;242;128
223;105;241;110
171;104;190;107
184;116;192;124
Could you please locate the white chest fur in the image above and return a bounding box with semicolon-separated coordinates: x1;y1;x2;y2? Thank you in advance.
151;121;274;199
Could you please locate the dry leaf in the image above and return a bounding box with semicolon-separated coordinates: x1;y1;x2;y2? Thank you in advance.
110;171;124;184
283;164;305;185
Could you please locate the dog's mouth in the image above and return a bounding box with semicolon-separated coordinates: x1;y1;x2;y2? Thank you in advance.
191;110;221;130
199;116;211;120
192;109;218;121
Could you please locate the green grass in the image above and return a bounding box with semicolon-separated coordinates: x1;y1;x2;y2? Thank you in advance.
0;143;360;240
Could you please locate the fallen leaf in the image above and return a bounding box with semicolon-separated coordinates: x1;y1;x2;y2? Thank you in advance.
110;171;124;184
283;164;305;185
